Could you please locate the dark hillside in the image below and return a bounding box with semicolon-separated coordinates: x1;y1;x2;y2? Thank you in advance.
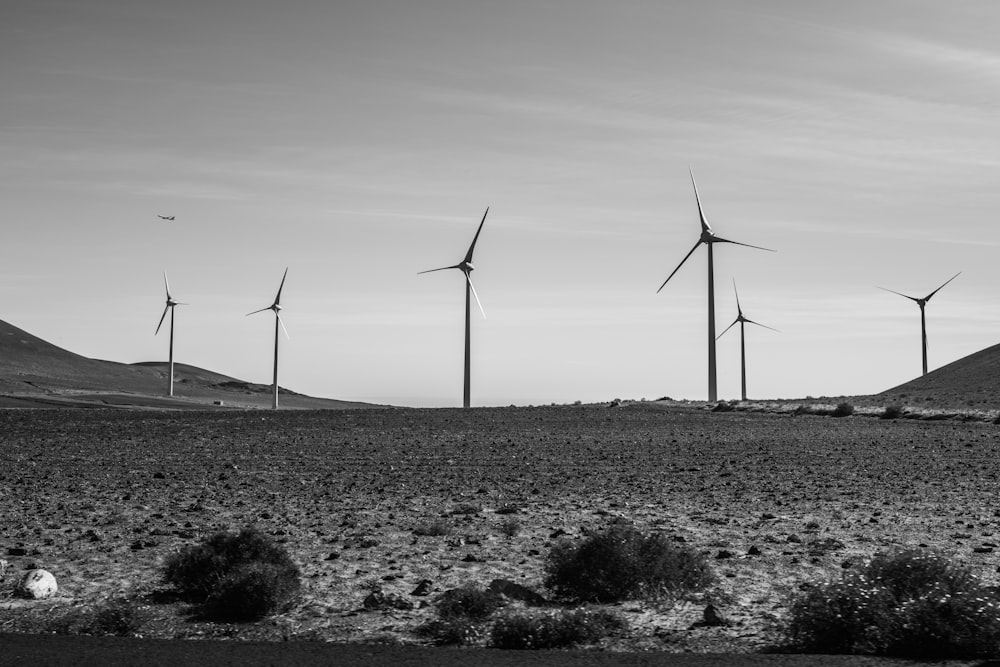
876;341;1000;410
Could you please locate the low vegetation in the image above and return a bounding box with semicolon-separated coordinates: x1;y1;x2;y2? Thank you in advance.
880;404;904;419
831;402;855;417
544;525;714;602
162;527;301;621
490;607;626;649
415;583;503;646
786;549;1000;658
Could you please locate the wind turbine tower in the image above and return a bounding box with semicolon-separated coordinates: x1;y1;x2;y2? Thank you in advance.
657;170;774;402
420;208;488;408
155;272;185;397
878;272;960;376
247;268;289;409
717;280;778;401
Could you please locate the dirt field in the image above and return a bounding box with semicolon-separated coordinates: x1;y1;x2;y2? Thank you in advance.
2;403;999;654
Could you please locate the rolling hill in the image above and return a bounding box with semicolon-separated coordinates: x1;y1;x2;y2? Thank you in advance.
0;319;379;409
874;342;1000;410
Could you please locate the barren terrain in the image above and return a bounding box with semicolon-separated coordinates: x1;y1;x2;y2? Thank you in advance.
2;403;1000;654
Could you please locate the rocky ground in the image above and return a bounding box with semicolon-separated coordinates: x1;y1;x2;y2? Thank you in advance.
1;403;999;654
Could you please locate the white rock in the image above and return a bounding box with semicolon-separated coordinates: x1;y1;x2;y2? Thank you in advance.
0;559;8;581
16;569;58;599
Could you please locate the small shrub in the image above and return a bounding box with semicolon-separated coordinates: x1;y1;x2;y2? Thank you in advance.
415;584;501;646
162;527;300;621
415;616;486;646
786;549;1000;658
880;405;904;420
490;607;625;649
86;600;144;636
831;402;854;418
712;401;735;412
544;525;713;602
204;561;301;621
436;584;502;620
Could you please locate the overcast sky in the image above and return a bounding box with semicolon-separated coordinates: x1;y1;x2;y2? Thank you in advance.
3;0;999;407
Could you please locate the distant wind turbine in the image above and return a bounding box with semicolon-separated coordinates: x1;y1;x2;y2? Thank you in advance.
155;272;186;397
717;280;778;401
247;268;289;409
657;170;774;402
419;208;488;408
878;272;960;377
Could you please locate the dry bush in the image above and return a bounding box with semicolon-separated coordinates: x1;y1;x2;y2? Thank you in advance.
786;549;1000;658
436;584;502;620
880;405;904;420
831;402;855;418
162;527;300;621
544;525;713;602
414;583;502;646
490;607;626;649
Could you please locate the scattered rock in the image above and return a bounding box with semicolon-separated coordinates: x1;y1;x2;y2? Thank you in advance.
16;569;58;600
715;549;734;560
362;590;414;611
786;534;802;544
549;528;568;539
747;545;762;556
489;579;547;606
324;552;340;561
692;604;730;628
152;471;166;479
7;547;27;557
974;546;995;554
460;554;479;562
410;579;433;596
0;559;7;581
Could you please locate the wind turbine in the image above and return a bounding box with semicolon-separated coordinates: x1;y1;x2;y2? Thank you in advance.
155;272;185;397
419;208;488;408
717;279;778;401
247;268;289;409
657;170;774;402
878;272;960;376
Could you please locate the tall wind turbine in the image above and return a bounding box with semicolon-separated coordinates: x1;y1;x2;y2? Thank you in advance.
717;280;778;401
247;268;289;409
155;272;186;397
878;272;960;376
657;170;774;402
419;208;488;408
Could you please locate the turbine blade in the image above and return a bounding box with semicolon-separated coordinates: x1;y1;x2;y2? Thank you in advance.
924;272;961;302
689;168;712;234
717;318;739;340
657;239;703;293
163;271;172;300
273;267;289;307
155;305;170;335
418;264;461;275
732;278;742;315
745;318;780;333
877;286;920;303
464;207;489;264
467;273;486;319
712;236;776;252
278;314;290;339
246;306;270;316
